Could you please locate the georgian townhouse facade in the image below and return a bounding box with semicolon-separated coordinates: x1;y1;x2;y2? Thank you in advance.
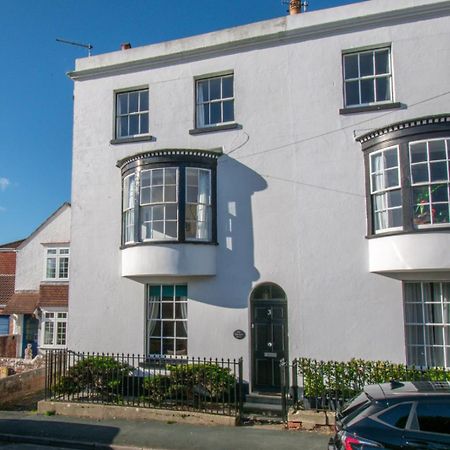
68;0;450;392
4;203;71;357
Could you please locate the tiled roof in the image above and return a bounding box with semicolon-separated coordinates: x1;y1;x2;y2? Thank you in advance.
39;284;69;308
0;240;24;249
4;292;40;314
0;275;15;305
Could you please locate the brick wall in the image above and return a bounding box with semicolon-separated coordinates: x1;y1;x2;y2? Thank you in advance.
0;335;17;358
0;252;16;275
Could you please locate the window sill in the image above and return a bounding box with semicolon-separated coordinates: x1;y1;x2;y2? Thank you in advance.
120;240;218;250
110;135;155;145
189;123;239;135
366;226;450;239
340;102;403;115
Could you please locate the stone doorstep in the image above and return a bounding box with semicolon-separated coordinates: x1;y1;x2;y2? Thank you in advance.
287;409;336;432
38;400;238;427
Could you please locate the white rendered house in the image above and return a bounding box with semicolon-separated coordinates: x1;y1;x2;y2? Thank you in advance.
68;0;450;392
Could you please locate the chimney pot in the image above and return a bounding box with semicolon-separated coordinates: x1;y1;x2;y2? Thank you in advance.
289;0;301;15
120;42;132;50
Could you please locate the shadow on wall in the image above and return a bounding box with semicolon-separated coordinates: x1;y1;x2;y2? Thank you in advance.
192;155;267;308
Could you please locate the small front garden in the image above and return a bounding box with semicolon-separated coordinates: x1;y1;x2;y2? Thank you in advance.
46;350;243;417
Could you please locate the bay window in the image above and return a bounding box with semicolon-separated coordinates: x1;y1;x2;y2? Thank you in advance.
358;115;450;236
119;149;219;246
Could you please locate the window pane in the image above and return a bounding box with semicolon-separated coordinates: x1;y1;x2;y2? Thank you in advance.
141;187;151;205
165;168;177;185
412;164;429;184
405;303;423;323
44;322;54;345
176;321;187;338
387;190;402;208
46;258;56;278
175;339;187;355
222;76;233;98
162;321;175;337
424;304;443;324
59;257;69;278
360;79;375;104
162;285;174;298
197;80;209;102
129;114;139;135
129;92;139;113
406;325;424;345
430;162;447;182
141;171;151;187
344;54;359;79
152;169;164;186
118;116;128;137
388;208;403;228
117;93;128;115
140;113;149;134
165;204;177;220
431;184;448;203
384;149;398;169
162;339;174;355
376;77;391;102
385;168;399;188
210;102;221;125
150;186;163;203
375;49;390;74
209;78;221;100
57;322;66;346
152;205;164;221
410;143;428;163
433;204;449;224
359;52;374;76
187;186;198;203
429;140;447;160
165;221;177;238
345;80;359;106
140;90;149;111
223;100;234;122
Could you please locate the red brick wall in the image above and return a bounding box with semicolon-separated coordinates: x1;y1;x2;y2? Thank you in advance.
0;252;16;275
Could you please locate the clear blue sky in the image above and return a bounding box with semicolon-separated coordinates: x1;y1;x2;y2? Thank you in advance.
0;0;362;244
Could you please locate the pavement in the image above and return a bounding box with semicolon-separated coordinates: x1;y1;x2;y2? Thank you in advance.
0;410;330;450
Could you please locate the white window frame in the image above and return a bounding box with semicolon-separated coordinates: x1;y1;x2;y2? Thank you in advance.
140;167;178;241
40;309;68;349
404;282;450;369
122;174;136;244
343;47;393;108
409;138;450;229
115;88;149;139
195;74;234;128
44;247;70;281
185;168;212;242
369;146;402;233
147;285;188;357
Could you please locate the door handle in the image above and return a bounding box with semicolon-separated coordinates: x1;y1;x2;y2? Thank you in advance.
405;441;429;449
267;342;273;348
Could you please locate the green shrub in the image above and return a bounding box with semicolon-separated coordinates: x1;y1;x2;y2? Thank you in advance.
299;357;448;401
142;363;236;405
54;356;132;402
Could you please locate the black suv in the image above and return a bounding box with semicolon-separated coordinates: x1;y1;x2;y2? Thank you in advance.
329;381;450;450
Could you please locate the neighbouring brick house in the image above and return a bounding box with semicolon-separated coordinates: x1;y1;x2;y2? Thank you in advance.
3;203;71;357
0;240;24;356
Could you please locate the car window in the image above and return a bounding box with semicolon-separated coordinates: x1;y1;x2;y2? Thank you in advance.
339;392;370;419
378;403;412;429
416;402;450;435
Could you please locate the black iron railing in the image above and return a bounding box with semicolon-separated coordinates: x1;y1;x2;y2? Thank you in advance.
280;357;450;419
45;350;243;418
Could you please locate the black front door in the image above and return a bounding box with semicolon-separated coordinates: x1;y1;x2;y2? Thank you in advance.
22;315;39;357
251;299;288;392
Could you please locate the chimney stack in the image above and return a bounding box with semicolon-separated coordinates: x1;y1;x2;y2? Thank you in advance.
289;0;301;15
120;42;132;50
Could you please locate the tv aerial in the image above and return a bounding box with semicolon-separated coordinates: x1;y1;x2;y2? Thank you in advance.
56;38;93;56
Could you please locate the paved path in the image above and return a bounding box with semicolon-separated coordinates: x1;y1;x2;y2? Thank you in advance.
0;411;330;450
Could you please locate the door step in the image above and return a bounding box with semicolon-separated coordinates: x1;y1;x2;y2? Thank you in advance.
242;393;283;421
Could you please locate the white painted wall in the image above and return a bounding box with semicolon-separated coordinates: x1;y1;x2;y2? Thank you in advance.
15;205;71;291
68;0;450;376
